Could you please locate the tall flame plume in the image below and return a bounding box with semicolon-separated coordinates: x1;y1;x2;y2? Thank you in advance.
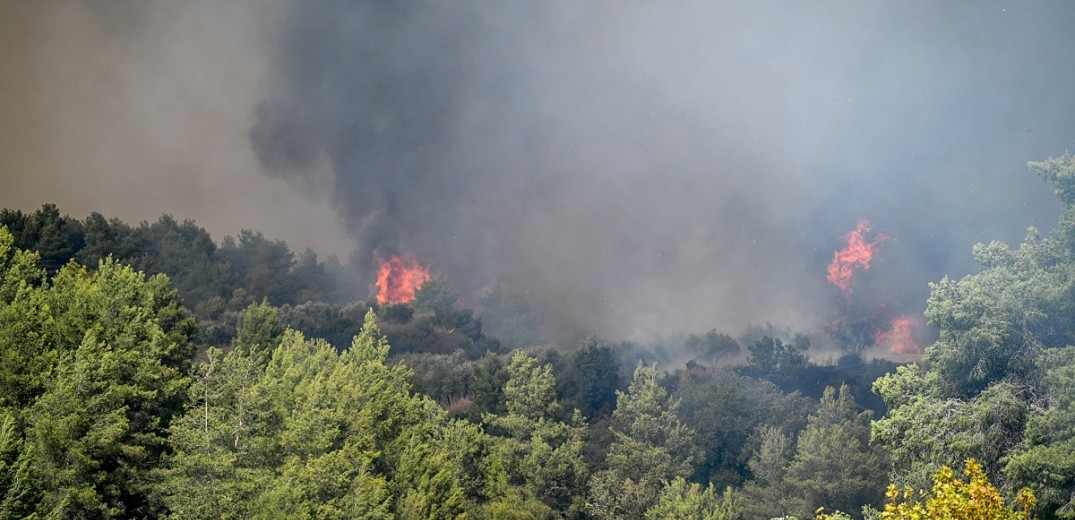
827;219;888;301
375;254;430;304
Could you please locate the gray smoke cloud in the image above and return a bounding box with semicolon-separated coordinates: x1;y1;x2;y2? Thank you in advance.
5;1;1075;341
249;0;1075;339
0;0;352;259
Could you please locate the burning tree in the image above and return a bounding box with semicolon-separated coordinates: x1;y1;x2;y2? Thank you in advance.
827;219;888;304
374;254;430;304
825;220;924;357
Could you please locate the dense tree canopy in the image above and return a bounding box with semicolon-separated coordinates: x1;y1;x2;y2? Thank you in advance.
873;153;1075;519
0;226;197;517
587;362;698;519
6;154;1075;518
0;207;340;342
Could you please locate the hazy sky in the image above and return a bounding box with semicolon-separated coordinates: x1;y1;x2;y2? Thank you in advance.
4;1;1075;340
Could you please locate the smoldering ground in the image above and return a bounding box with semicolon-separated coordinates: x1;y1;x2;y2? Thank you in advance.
5;1;1075;341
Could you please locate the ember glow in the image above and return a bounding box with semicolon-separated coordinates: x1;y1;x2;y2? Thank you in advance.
873;315;923;355
827;219;889;302
375;255;431;304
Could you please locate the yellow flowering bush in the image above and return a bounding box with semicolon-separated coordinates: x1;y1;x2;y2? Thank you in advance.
877;459;1035;520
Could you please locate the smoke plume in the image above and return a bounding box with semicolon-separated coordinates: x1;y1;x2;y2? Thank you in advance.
6;1;1075;340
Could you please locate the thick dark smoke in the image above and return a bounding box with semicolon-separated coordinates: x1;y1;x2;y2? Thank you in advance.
250;1;1075;339
5;1;1075;340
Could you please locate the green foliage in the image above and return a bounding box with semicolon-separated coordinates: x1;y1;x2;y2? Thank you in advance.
161;310;479;518
0;228;53;409
815;509;855;520
275;301;367;351
741;386;888;519
0;226;46;300
10;155;1075;518
414;277;459;316
874;365;1027;492
676;367;814;488
588;362;698;519
644;477;740;520
219;229;301;306
76;212;134;268
5;257;197;518
3;206;341;347
1030;152;1075;205
398;350;474;411
747;336;808;381
376;301;501;358
872;154;1075;519
468;351;510;420
607;363;698;483
485;351;589;516
683;329;741;366
125;215;235;314
738;425;801;518
559;338;622;421
231;301;285;368
1004;346;1075;518
587;472;662;520
395;419;487;518
504;352;561;423
924;266;1055;397
157;343;271;519
0;204;83;274
785;385;889;516
480;491;558;520
0;407;40;519
922;156;1075;397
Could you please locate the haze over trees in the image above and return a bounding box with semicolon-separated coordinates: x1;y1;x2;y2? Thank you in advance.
874;153;1075;516
3;153;1075;518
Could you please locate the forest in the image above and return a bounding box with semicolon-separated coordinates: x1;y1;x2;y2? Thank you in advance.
1;154;1074;519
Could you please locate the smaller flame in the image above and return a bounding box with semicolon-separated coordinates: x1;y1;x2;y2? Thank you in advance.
827;219;888;302
375;254;430;304
873;315;923;355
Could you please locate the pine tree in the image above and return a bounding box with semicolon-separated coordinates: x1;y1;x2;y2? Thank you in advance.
587;362;698;520
485;351;589;516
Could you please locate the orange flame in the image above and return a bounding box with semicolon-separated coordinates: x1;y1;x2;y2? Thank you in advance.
827;219;888;301
375;255;430;304
873;315;923;355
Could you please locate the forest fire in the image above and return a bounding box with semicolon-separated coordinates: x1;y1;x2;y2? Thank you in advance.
375;254;430;304
827;219;888;302
826;220;923;356
873;315;923;354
